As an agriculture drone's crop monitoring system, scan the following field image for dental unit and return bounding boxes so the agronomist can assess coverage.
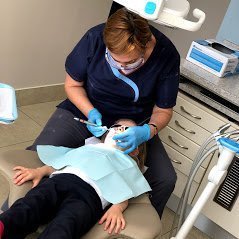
[169,124,239,238]
[7,1,239,238]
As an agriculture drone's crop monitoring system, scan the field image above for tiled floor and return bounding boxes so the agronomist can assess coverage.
[0,101,212,238]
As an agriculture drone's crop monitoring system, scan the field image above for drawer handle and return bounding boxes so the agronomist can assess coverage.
[168,136,189,150]
[171,158,182,164]
[175,120,196,134]
[180,106,202,120]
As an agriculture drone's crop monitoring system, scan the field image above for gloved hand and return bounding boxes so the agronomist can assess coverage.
[87,108,107,137]
[113,124,150,154]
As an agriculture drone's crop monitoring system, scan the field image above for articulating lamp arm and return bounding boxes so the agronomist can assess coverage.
[154,8,206,32]
[113,0,206,31]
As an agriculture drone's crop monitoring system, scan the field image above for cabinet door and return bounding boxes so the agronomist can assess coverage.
[160,126,200,160]
[175,95,231,132]
[163,143,205,183]
[173,169,199,204]
[169,111,211,146]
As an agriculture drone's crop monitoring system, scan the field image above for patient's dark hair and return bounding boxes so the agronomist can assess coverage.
[101,119,147,172]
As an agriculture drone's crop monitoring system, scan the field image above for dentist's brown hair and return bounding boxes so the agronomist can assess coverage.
[103,8,152,55]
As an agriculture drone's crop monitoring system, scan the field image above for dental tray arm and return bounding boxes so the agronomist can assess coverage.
[113,0,206,31]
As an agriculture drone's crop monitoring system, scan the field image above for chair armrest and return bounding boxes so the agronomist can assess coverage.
[0,150,162,239]
[82,194,162,239]
[0,150,43,206]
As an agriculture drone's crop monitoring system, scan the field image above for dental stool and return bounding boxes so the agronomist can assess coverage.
[0,150,162,239]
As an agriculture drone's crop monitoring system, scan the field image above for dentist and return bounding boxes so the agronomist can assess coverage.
[27,7,180,218]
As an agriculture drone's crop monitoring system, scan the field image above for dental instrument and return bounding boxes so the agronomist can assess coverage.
[74,117,109,133]
[113,0,206,31]
[74,117,151,130]
[74,118,99,127]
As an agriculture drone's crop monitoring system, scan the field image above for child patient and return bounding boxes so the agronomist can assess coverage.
[0,119,151,239]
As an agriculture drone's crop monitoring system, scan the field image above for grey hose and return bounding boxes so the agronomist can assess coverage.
[172,130,239,237]
[169,135,216,238]
[177,145,218,230]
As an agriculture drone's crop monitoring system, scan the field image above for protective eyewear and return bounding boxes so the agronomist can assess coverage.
[105,49,144,70]
[110,124,129,132]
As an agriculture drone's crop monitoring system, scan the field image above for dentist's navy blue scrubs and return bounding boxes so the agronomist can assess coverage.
[27,23,180,218]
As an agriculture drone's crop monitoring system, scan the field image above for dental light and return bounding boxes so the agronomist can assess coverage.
[113,0,206,31]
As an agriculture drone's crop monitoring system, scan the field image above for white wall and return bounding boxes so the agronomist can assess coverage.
[0,0,231,89]
[217,0,239,45]
[0,0,112,89]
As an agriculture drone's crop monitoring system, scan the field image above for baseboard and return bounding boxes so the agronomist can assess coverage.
[16,84,66,106]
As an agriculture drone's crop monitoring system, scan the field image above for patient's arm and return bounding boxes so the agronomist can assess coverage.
[98,200,129,234]
[13,165,55,188]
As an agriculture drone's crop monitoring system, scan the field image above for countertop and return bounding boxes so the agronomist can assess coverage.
[179,59,239,122]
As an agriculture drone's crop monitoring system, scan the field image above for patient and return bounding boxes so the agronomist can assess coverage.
[0,119,151,239]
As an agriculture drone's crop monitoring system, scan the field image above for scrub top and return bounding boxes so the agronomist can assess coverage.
[58,23,180,127]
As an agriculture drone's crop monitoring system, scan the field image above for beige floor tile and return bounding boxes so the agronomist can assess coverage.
[0,111,42,148]
[161,207,177,235]
[161,207,212,239]
[188,227,213,239]
[19,101,61,126]
[161,222,212,239]
[0,141,33,153]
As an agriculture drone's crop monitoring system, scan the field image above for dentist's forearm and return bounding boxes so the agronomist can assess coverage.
[65,74,94,117]
[149,105,173,138]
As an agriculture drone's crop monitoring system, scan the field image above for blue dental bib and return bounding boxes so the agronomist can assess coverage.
[37,144,151,204]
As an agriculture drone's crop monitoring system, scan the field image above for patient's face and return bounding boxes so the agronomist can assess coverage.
[104,120,135,150]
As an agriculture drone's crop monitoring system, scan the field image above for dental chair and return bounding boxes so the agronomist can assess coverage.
[0,149,162,239]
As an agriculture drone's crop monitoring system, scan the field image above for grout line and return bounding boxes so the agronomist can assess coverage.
[161,227,178,237]
[19,100,62,107]
[0,140,34,149]
[18,108,44,127]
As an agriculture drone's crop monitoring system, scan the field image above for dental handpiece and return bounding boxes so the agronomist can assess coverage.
[74,117,108,130]
[74,118,98,127]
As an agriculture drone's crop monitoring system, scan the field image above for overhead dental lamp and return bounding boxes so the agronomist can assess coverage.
[113,0,206,31]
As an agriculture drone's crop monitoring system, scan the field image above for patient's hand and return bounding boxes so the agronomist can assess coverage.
[99,201,128,234]
[13,166,48,188]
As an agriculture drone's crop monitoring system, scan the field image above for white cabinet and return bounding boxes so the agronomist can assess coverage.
[160,91,237,204]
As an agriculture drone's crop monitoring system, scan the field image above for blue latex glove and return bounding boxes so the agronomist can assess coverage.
[87,108,107,137]
[113,124,150,154]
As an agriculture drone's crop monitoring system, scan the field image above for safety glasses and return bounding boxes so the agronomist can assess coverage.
[110,124,129,132]
[105,49,144,70]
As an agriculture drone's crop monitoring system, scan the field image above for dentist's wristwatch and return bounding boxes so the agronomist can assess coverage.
[148,123,158,136]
